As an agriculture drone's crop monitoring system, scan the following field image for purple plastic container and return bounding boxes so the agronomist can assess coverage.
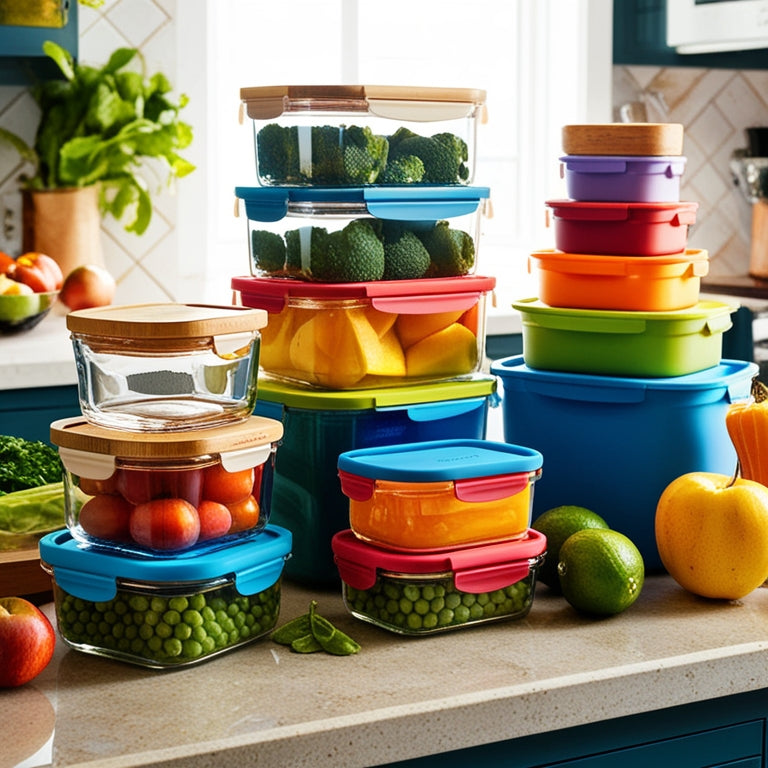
[560,155,687,202]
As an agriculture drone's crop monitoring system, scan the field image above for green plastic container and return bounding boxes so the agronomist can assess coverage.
[513,298,737,377]
[254,375,498,585]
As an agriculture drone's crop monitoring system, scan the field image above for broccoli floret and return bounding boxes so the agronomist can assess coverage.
[386,129,469,184]
[285,226,331,276]
[382,228,431,280]
[310,220,385,282]
[251,230,286,274]
[0,435,63,495]
[417,220,476,277]
[379,154,425,184]
[307,124,389,184]
[256,123,300,183]
[342,125,389,184]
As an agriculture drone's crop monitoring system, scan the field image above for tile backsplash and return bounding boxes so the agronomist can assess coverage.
[1,6,767,305]
[614,64,768,277]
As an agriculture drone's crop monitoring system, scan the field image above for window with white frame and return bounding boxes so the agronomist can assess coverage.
[176,0,612,313]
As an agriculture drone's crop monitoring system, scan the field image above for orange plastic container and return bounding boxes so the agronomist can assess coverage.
[529,248,709,311]
[338,439,543,551]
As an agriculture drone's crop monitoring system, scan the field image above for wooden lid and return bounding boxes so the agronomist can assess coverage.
[240,85,486,120]
[562,123,685,156]
[50,415,283,459]
[66,303,268,338]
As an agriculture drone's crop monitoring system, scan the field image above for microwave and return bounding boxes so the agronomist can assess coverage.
[667,0,768,54]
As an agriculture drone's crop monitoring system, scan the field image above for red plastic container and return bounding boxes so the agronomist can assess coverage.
[545,199,698,256]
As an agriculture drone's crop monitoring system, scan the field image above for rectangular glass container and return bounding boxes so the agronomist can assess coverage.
[236,185,489,282]
[51,415,283,556]
[240,84,486,186]
[332,528,546,635]
[232,274,495,390]
[39,525,292,668]
[67,303,267,432]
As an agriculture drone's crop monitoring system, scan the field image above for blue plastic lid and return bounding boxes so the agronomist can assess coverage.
[337,438,542,483]
[235,185,490,222]
[38,525,292,602]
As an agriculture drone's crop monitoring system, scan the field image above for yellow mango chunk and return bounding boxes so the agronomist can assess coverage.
[396,310,465,349]
[405,322,478,377]
[364,305,398,338]
[367,327,406,377]
[259,309,295,370]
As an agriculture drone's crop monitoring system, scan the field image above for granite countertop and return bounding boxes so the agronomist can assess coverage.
[4,576,768,768]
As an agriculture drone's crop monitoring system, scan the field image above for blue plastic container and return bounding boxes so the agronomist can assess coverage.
[489,356,758,571]
[254,375,498,584]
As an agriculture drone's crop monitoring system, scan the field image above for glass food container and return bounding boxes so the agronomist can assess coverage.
[39,525,291,669]
[338,439,542,551]
[51,415,283,555]
[67,303,267,432]
[232,274,495,390]
[332,528,546,635]
[240,84,487,187]
[235,185,489,282]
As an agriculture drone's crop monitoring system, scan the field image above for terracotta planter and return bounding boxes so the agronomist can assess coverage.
[22,186,105,278]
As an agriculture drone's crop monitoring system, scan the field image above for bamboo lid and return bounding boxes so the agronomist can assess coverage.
[50,415,284,459]
[562,123,685,156]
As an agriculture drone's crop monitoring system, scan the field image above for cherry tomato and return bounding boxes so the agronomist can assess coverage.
[116,467,204,507]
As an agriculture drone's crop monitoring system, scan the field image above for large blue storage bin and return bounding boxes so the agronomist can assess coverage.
[254,375,498,585]
[489,356,758,571]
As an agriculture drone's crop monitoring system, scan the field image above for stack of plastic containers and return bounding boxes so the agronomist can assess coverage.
[36,303,293,668]
[231,85,506,585]
[491,123,758,571]
[329,439,546,636]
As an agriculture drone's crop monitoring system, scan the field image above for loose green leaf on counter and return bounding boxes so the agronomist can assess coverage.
[271,600,361,656]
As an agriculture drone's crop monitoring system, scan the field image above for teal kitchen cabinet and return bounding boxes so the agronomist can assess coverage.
[0,384,79,443]
[614,0,768,69]
[0,0,78,84]
[382,688,767,767]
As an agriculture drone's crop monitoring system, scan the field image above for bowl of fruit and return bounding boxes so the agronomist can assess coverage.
[0,252,63,334]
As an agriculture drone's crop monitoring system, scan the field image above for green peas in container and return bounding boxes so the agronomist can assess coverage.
[39,525,291,668]
[331,528,546,636]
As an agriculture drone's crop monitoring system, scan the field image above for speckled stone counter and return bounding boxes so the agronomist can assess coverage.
[4,575,768,768]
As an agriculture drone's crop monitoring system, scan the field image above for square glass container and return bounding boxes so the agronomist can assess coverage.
[331,528,546,635]
[232,274,495,390]
[254,375,498,586]
[236,185,489,282]
[512,298,737,378]
[338,439,542,551]
[67,303,267,432]
[528,248,709,312]
[39,525,291,668]
[545,199,698,256]
[51,415,283,555]
[240,84,486,186]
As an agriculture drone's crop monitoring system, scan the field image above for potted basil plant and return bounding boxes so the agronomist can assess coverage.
[0,40,194,275]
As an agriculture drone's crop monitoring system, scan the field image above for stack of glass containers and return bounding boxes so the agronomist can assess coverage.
[38,303,293,668]
[230,84,534,586]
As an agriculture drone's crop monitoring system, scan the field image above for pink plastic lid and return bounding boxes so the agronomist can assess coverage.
[232,274,496,314]
[545,199,698,225]
[331,528,547,593]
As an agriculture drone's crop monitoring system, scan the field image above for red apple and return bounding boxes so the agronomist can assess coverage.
[60,264,116,311]
[0,597,56,688]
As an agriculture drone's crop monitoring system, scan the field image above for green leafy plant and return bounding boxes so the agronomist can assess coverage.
[0,40,194,235]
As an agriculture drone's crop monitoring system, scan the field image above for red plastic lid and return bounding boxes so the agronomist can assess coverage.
[331,528,547,593]
[545,199,698,225]
[232,275,496,314]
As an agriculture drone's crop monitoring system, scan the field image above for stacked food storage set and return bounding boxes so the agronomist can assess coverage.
[491,123,758,570]
[231,84,548,633]
[36,303,293,668]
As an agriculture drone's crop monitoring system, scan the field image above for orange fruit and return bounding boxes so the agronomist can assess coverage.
[78,493,133,542]
[227,495,261,534]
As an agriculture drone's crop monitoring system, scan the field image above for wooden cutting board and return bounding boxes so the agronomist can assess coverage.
[0,543,52,599]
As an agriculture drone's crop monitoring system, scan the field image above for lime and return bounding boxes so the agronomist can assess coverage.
[531,505,609,592]
[557,528,645,616]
